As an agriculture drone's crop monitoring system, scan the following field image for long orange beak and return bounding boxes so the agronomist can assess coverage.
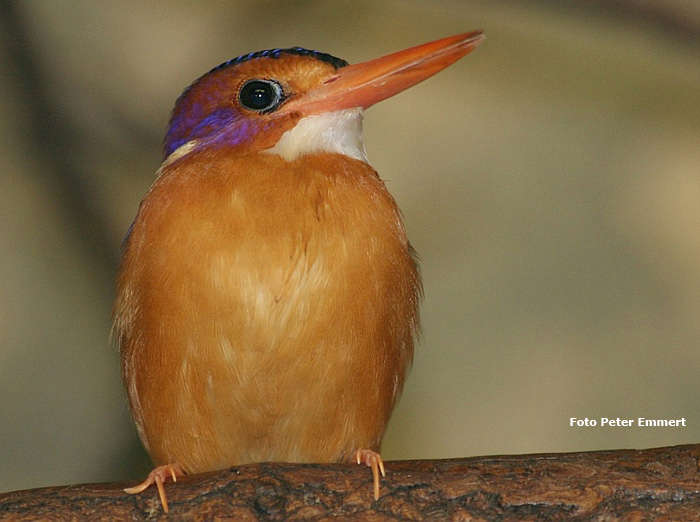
[282,31,484,116]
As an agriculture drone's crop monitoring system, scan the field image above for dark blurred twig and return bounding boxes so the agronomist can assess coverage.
[0,0,152,482]
[543,0,700,46]
[0,0,121,276]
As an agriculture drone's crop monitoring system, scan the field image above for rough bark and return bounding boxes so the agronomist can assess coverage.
[2,444,700,520]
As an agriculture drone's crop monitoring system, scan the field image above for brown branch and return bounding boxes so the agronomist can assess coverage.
[2,444,700,520]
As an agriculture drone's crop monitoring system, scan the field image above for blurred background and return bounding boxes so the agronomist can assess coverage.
[1,0,699,493]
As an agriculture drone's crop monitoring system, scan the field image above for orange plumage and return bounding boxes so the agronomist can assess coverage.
[114,32,483,512]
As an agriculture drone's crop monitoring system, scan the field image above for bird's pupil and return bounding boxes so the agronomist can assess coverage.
[251,88,266,102]
[239,80,282,112]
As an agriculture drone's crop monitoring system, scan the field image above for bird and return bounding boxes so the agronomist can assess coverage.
[114,31,484,512]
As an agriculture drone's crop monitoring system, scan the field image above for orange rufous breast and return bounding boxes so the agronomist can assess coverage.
[114,148,421,473]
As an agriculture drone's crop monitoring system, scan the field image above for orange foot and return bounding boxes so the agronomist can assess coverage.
[124,463,186,513]
[351,449,386,500]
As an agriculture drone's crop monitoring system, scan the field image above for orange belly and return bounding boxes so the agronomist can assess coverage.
[114,150,420,474]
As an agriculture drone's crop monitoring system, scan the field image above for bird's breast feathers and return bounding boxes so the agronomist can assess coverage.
[123,149,414,354]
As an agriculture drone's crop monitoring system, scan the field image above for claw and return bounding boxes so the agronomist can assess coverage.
[351,449,386,500]
[124,463,185,513]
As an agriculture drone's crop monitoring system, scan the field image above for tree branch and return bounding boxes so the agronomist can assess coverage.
[2,444,700,520]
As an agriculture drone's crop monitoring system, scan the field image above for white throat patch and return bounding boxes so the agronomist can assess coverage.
[264,108,368,163]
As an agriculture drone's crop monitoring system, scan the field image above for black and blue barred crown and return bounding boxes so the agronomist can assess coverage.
[208,47,349,75]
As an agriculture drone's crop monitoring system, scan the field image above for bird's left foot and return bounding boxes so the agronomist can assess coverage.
[124,463,185,513]
[351,449,386,500]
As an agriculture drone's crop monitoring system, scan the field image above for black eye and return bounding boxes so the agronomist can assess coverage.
[238,79,284,113]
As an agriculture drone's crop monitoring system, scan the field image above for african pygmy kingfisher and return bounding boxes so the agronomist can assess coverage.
[114,31,484,512]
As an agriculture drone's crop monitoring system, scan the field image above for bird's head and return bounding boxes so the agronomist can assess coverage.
[163,31,484,165]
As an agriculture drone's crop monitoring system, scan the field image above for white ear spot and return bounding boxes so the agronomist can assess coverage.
[157,139,199,176]
[264,108,369,163]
